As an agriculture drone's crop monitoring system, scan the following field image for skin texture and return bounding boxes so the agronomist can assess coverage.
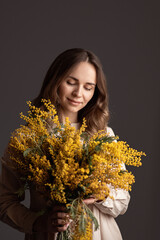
[34,62,97,233]
[33,206,70,233]
[58,61,97,123]
[33,200,97,233]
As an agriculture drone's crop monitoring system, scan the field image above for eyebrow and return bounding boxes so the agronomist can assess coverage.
[68,76,96,86]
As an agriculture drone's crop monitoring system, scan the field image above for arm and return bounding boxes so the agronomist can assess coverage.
[94,186,130,218]
[0,146,70,234]
[0,146,39,233]
[93,127,130,218]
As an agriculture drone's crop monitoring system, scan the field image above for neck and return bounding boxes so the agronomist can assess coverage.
[59,110,78,123]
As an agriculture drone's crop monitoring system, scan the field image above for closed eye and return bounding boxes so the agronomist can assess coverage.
[85,87,93,91]
[66,80,76,85]
[66,77,95,91]
[85,84,95,91]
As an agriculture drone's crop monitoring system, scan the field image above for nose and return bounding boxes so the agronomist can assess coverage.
[72,85,82,97]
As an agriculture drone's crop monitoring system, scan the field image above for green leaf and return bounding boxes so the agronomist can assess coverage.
[78,184,86,193]
[84,203,99,231]
[39,135,47,144]
[36,208,47,216]
[15,182,29,197]
[23,148,33,157]
[15,188,25,197]
[94,145,101,152]
[80,132,89,142]
[79,212,87,234]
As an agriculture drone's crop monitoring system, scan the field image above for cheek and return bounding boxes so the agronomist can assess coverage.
[58,84,68,98]
[59,84,72,95]
[85,92,94,103]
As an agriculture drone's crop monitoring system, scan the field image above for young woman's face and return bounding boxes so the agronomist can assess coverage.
[58,61,96,122]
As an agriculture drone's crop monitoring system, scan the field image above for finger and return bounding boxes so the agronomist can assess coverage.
[49,222,70,233]
[51,218,69,226]
[51,212,70,220]
[56,223,70,232]
[52,205,67,212]
[83,198,97,205]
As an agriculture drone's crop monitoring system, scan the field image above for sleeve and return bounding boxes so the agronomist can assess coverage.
[93,127,131,218]
[0,146,40,233]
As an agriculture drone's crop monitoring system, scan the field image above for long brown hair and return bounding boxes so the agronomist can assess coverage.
[32,48,109,135]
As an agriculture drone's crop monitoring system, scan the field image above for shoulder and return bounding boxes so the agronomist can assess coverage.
[106,126,115,137]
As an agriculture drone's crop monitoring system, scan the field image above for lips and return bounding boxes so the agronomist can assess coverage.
[67,98,82,105]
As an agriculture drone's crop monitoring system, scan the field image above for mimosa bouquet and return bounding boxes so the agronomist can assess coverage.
[8,99,145,240]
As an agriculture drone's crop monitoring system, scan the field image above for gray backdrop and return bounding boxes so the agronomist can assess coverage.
[0,1,160,239]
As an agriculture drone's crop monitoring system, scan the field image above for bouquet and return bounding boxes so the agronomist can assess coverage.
[8,99,145,240]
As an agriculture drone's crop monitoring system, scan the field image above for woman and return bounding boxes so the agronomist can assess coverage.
[0,48,130,240]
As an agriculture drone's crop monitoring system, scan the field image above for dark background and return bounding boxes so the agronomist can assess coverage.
[0,1,160,239]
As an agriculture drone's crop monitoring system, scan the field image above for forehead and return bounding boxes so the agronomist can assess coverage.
[67,62,97,84]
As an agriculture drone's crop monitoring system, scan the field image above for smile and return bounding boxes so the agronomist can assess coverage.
[67,98,82,105]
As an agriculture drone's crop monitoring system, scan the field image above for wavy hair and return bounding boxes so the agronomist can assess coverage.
[32,48,109,135]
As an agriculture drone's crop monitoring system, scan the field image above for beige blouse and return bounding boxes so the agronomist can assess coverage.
[0,126,130,240]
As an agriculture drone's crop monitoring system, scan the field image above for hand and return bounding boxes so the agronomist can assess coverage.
[83,197,97,205]
[33,205,70,233]
[48,205,70,232]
